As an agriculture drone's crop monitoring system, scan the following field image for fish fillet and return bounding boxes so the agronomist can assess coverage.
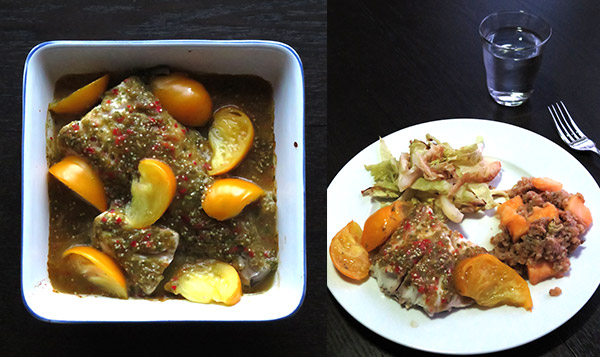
[370,203,486,316]
[56,75,277,292]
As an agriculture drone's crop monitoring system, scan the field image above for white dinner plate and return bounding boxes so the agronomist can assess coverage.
[327,119,600,354]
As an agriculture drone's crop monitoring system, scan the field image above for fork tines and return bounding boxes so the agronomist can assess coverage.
[548,101,585,143]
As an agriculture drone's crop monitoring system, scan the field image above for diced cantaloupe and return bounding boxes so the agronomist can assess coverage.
[497,196,523,217]
[527,203,559,223]
[497,197,529,242]
[566,194,593,228]
[531,177,563,192]
[527,260,561,285]
[507,214,529,242]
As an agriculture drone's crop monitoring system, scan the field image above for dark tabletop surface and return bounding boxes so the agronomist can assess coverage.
[0,1,325,356]
[328,1,600,356]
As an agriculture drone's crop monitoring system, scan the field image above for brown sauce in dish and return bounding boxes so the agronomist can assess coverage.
[47,70,278,298]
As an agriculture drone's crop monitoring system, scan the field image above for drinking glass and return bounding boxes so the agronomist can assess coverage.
[479,11,552,107]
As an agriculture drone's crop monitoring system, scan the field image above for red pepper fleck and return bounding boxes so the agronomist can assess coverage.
[126,129,134,135]
[174,123,178,128]
[418,285,426,293]
[171,285,177,291]
[130,240,138,248]
[101,217,107,223]
[179,187,187,195]
[115,216,122,224]
[193,161,197,166]
[85,147,95,154]
[106,99,111,104]
[181,175,188,181]
[154,101,162,112]
[203,162,211,171]
[112,88,119,95]
[263,252,270,258]
[72,123,80,131]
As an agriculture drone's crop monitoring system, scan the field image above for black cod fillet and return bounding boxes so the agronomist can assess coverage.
[370,203,486,316]
[93,208,179,296]
[56,75,278,292]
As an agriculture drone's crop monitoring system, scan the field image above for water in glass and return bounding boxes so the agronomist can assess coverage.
[483,27,543,106]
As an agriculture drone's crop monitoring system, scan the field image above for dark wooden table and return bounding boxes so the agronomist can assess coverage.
[0,1,325,356]
[328,1,600,356]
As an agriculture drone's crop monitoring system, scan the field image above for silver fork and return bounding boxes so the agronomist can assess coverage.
[548,101,600,156]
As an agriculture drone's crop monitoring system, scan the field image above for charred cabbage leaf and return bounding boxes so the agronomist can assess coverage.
[363,134,503,222]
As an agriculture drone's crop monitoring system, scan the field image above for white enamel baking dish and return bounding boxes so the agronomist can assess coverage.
[21,40,305,322]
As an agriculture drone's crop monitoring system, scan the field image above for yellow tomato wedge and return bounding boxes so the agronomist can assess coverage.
[361,200,408,251]
[63,246,128,299]
[329,221,370,280]
[165,260,242,306]
[208,106,255,176]
[202,178,264,221]
[150,73,213,127]
[49,74,109,114]
[454,254,533,311]
[48,155,107,211]
[125,158,176,228]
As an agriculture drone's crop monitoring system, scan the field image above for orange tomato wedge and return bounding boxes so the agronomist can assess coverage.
[49,74,109,114]
[165,260,242,306]
[454,254,533,311]
[125,158,176,228]
[329,221,370,280]
[202,178,264,221]
[208,106,255,176]
[361,200,408,251]
[48,155,107,211]
[150,73,213,127]
[63,246,128,299]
